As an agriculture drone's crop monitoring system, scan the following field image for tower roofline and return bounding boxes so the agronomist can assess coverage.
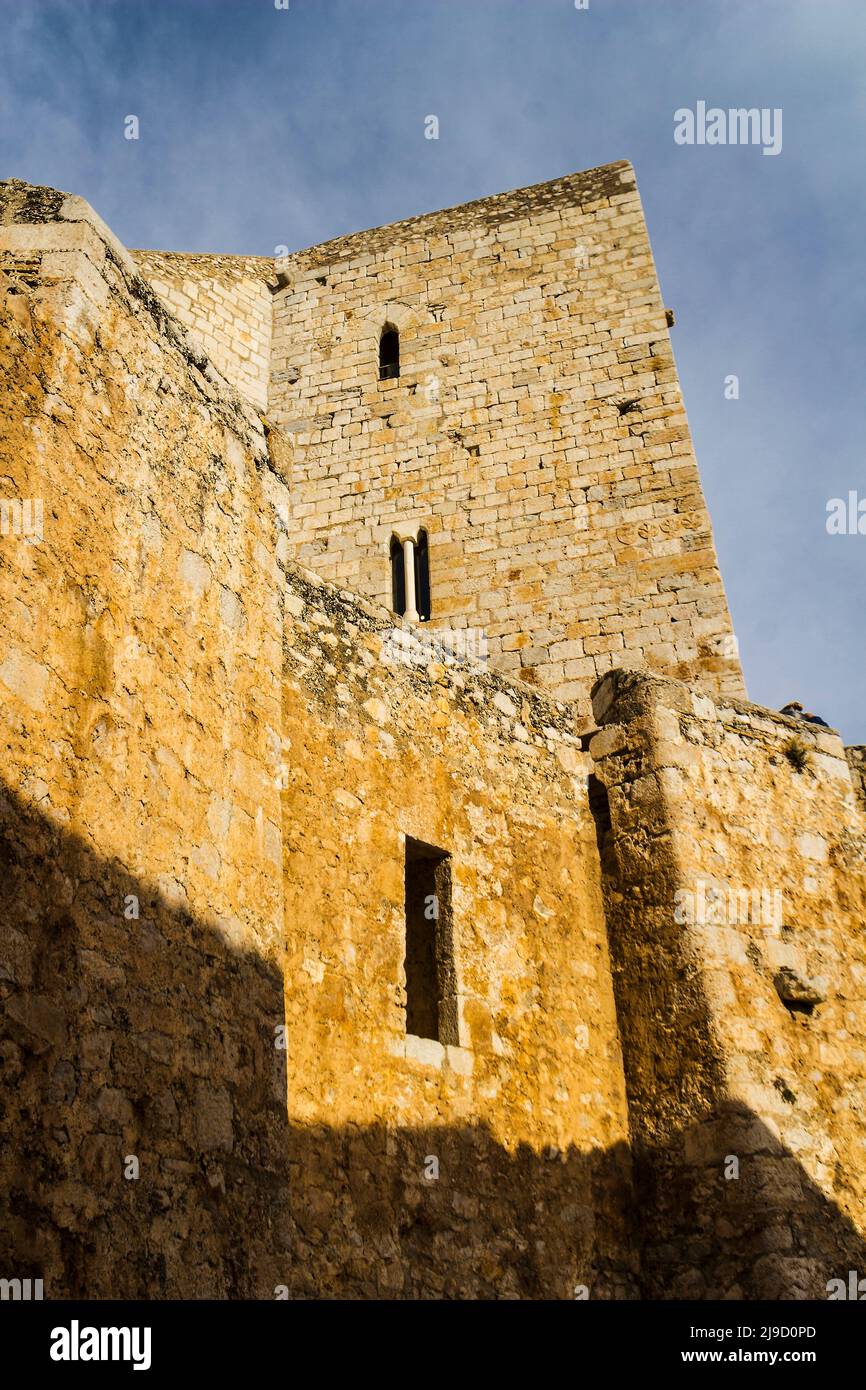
[278,158,636,270]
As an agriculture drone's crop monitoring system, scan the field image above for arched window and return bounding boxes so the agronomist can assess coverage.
[415,529,431,621]
[391,535,406,615]
[391,530,431,621]
[379,324,400,380]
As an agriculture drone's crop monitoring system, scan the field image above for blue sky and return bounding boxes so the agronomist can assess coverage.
[2,0,863,739]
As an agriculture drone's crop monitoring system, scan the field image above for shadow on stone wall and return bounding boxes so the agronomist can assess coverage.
[587,773,866,1300]
[1,782,864,1300]
[0,780,291,1299]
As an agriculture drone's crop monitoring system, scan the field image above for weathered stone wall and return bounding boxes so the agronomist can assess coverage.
[269,162,743,717]
[279,570,635,1297]
[846,746,866,812]
[0,179,636,1298]
[0,180,290,1296]
[134,249,274,410]
[2,175,863,1303]
[589,670,866,1298]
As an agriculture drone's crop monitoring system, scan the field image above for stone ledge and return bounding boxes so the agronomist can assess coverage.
[391,1034,475,1074]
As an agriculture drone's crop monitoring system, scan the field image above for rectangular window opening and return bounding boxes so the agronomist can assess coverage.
[403,836,458,1046]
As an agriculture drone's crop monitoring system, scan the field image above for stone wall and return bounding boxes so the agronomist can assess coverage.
[0,179,636,1298]
[589,670,866,1298]
[278,568,635,1297]
[2,174,863,1303]
[846,746,866,812]
[134,249,274,411]
[0,180,290,1296]
[269,161,744,718]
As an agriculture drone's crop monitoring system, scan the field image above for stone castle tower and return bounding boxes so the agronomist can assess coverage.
[136,162,743,709]
[1,163,864,1301]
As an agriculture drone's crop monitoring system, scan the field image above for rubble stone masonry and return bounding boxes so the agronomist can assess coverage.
[0,173,863,1300]
[590,670,866,1298]
[0,178,633,1297]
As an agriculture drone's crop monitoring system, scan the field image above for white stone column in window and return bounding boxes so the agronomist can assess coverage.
[402,537,419,623]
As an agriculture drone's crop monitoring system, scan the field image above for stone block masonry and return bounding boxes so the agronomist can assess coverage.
[0,176,636,1297]
[269,161,745,718]
[134,249,274,411]
[0,173,863,1302]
